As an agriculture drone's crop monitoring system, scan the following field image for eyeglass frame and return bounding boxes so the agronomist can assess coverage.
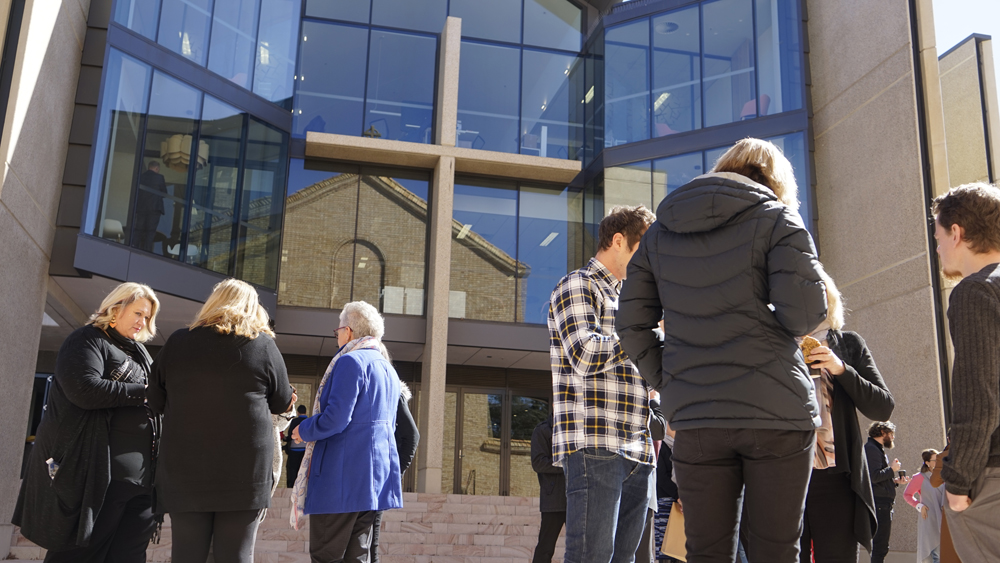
[333,325,352,337]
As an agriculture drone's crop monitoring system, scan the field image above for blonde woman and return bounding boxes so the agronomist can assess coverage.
[14,282,161,562]
[147,279,294,563]
[617,138,828,563]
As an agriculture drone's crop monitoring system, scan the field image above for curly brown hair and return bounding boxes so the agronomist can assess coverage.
[598,205,656,251]
[931,183,1000,254]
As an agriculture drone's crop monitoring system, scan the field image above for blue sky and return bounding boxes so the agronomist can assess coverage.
[933,0,1000,98]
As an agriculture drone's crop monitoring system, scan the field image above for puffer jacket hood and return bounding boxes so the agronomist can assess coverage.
[617,172,826,432]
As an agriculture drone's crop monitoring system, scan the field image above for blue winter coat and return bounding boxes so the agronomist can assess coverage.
[298,348,403,514]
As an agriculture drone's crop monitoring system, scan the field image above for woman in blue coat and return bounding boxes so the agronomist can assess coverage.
[290,300,403,562]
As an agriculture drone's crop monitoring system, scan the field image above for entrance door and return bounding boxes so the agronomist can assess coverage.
[457,391,504,495]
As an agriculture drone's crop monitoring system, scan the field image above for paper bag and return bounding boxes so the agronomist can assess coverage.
[660,502,687,561]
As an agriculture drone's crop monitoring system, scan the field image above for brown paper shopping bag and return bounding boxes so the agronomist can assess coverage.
[660,502,687,562]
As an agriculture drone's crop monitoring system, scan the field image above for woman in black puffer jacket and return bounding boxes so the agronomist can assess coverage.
[617,138,827,563]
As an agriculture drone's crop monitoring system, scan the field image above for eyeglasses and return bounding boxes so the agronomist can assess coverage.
[333,326,352,337]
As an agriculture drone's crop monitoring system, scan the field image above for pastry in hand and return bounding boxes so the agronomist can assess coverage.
[800,336,822,377]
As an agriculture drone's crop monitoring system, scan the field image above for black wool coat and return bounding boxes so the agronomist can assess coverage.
[531,420,566,513]
[12,326,150,550]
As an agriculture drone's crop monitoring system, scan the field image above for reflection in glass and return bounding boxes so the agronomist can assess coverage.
[254,0,302,109]
[365,30,437,143]
[509,396,549,498]
[652,6,701,136]
[157,0,214,65]
[371,0,446,34]
[521,49,583,160]
[584,28,604,165]
[86,51,151,245]
[524,0,582,52]
[604,162,653,213]
[450,0,520,43]
[442,391,457,494]
[114,0,162,39]
[305,0,370,23]
[134,71,202,260]
[208,0,261,89]
[460,393,503,495]
[450,180,519,322]
[294,22,368,138]
[756,0,802,115]
[605,20,650,146]
[458,42,519,154]
[235,118,286,289]
[186,96,244,276]
[703,0,756,127]
[517,186,583,324]
[653,152,703,203]
[705,145,728,171]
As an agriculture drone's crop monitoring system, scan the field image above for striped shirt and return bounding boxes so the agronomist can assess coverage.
[548,257,654,467]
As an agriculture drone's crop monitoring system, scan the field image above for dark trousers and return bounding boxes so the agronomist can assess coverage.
[871,501,894,563]
[532,511,566,563]
[800,468,860,563]
[370,511,383,563]
[287,449,306,487]
[170,509,262,563]
[672,428,815,563]
[44,480,155,563]
[132,213,160,252]
[309,510,376,563]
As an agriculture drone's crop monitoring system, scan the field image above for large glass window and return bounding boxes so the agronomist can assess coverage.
[756,0,802,115]
[254,0,302,109]
[294,22,369,138]
[521,49,583,160]
[517,185,583,324]
[305,0,370,23]
[371,0,447,34]
[208,0,260,89]
[652,6,700,136]
[653,151,704,199]
[702,0,756,127]
[604,162,654,211]
[114,0,161,39]
[605,20,650,146]
[157,0,214,66]
[364,30,437,143]
[523,0,582,52]
[450,0,520,43]
[458,42,520,154]
[235,118,286,288]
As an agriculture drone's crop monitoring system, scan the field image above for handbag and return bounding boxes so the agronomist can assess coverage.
[660,502,687,562]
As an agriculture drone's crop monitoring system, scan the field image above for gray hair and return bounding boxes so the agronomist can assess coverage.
[340,301,385,340]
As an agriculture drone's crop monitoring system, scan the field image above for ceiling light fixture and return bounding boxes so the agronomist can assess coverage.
[584,86,594,104]
[540,232,559,247]
[655,21,680,35]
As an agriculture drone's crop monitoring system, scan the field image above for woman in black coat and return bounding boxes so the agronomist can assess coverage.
[13,282,162,562]
[147,279,295,563]
[799,270,895,562]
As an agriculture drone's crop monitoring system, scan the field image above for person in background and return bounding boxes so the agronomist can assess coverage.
[617,138,828,563]
[530,417,566,563]
[147,278,295,563]
[290,301,403,563]
[284,405,308,487]
[798,269,895,563]
[636,390,666,563]
[865,421,910,563]
[133,160,167,252]
[370,379,419,563]
[904,449,945,563]
[13,283,161,562]
[932,183,1000,563]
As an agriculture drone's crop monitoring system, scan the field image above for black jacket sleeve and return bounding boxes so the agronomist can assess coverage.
[531,422,562,475]
[865,441,895,485]
[395,397,420,474]
[57,331,145,410]
[648,397,666,441]
[617,231,666,390]
[146,340,168,415]
[834,332,894,421]
[766,207,827,336]
[264,337,294,415]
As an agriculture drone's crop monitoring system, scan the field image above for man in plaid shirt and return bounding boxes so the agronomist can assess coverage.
[548,205,657,563]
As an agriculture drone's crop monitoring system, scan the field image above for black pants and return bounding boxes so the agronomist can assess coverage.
[871,501,894,563]
[370,511,384,563]
[532,511,566,563]
[310,510,376,563]
[44,480,155,563]
[170,509,262,563]
[287,449,306,487]
[672,428,815,563]
[800,468,859,563]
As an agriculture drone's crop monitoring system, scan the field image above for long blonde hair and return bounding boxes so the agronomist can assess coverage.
[190,278,274,339]
[817,266,845,331]
[88,282,160,342]
[712,138,799,210]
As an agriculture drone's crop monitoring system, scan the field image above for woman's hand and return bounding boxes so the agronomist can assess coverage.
[808,346,846,376]
[921,505,929,519]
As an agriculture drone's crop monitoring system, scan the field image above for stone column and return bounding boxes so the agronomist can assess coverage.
[979,38,1000,181]
[434,17,461,147]
[417,155,455,493]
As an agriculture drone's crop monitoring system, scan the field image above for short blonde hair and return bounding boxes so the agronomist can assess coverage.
[817,266,845,331]
[190,278,274,339]
[88,282,160,342]
[712,138,799,210]
[340,301,384,340]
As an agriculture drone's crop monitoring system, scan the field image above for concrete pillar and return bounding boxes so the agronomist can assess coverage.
[416,155,455,493]
[434,17,460,147]
[978,38,1000,182]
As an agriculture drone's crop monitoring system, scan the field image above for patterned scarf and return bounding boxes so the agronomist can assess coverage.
[289,335,382,529]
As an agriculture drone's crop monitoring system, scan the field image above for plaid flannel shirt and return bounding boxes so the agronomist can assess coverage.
[548,257,653,467]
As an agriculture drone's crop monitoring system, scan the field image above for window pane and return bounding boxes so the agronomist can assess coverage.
[521,49,584,160]
[186,96,244,276]
[208,0,260,89]
[652,6,700,136]
[450,0,520,43]
[459,393,503,495]
[705,145,727,170]
[157,0,214,66]
[86,50,151,245]
[134,71,202,259]
[114,0,161,39]
[756,0,802,114]
[371,0,446,33]
[517,185,583,324]
[458,41,519,154]
[584,29,604,164]
[305,0,370,23]
[652,151,703,205]
[604,161,653,213]
[235,118,287,289]
[605,20,650,146]
[451,179,519,322]
[703,0,756,127]
[509,396,549,497]
[765,132,810,233]
[365,30,436,144]
[279,160,360,307]
[523,0,581,52]
[254,0,302,109]
[354,169,429,315]
[294,22,368,138]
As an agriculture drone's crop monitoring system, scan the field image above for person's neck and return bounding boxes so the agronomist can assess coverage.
[592,250,622,281]
[959,251,1000,278]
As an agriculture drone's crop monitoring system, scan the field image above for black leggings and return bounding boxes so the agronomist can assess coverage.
[44,480,155,563]
[800,468,860,563]
[170,509,263,563]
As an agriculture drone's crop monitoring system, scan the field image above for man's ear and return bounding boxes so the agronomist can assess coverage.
[951,223,966,244]
[612,232,626,249]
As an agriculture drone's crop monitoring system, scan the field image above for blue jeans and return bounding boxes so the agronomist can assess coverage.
[922,546,940,563]
[563,448,654,563]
